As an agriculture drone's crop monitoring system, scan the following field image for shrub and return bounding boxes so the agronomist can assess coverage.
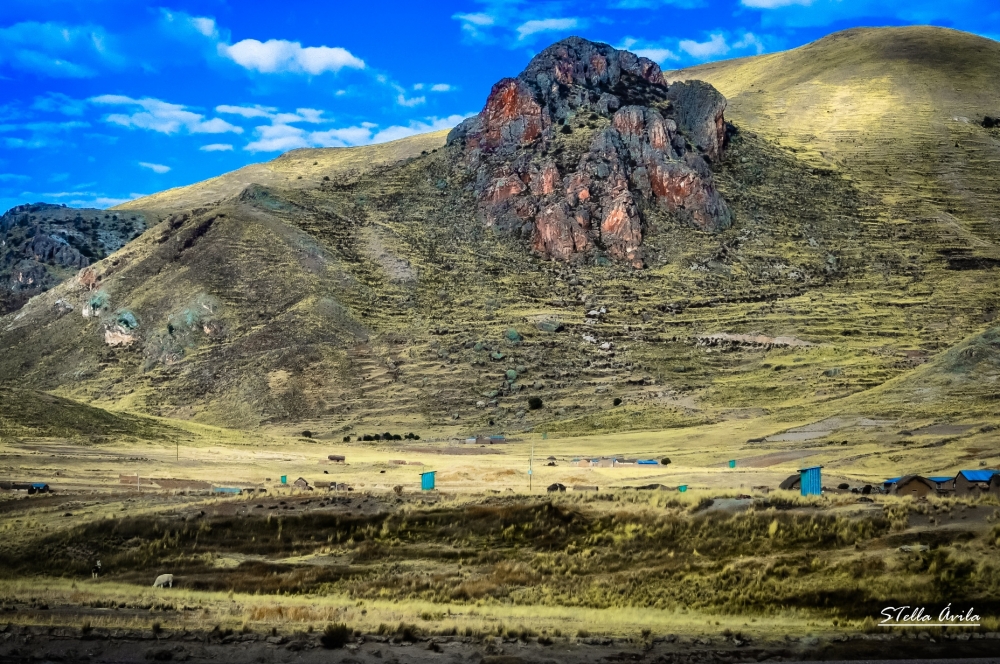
[343,436,351,442]
[320,623,351,649]
[528,397,543,410]
[660,458,671,466]
[302,431,312,438]
[613,397,622,406]
[838,483,850,490]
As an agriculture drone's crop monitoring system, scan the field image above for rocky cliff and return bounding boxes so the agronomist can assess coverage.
[448,37,731,268]
[0,203,149,314]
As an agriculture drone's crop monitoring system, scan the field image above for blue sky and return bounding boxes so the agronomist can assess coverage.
[1,0,998,213]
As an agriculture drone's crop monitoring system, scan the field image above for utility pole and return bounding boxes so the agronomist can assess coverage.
[529,442,534,492]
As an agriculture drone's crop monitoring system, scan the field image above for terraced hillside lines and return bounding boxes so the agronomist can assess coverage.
[114,130,450,213]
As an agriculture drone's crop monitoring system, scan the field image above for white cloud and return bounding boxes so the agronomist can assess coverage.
[244,114,472,153]
[516,18,580,41]
[742,0,812,7]
[218,39,364,75]
[633,47,680,63]
[92,95,243,135]
[679,34,730,59]
[430,83,453,92]
[369,115,469,144]
[294,108,326,123]
[413,83,425,90]
[396,94,426,108]
[215,104,277,118]
[190,17,218,37]
[453,13,495,26]
[733,32,766,54]
[618,37,679,64]
[200,143,233,151]
[139,162,170,174]
[244,123,310,152]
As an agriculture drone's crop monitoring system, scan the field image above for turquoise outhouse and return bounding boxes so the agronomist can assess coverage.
[728,459,736,469]
[420,471,436,491]
[798,466,823,496]
[678,484,688,493]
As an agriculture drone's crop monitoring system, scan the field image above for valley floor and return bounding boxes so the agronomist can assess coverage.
[2,431,999,662]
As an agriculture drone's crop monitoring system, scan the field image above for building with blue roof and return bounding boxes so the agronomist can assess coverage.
[956,469,998,497]
[927,476,956,492]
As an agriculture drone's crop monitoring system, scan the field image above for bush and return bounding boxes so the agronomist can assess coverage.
[660,458,671,466]
[528,396,543,410]
[302,431,312,438]
[838,483,850,490]
[343,436,351,442]
[613,397,622,406]
[320,623,351,649]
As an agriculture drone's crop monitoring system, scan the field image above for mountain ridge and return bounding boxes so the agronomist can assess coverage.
[1,28,999,465]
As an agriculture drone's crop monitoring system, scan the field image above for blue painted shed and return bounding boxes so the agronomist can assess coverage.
[420,471,436,491]
[798,466,823,496]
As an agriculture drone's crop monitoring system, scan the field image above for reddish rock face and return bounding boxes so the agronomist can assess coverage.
[449,36,731,268]
[477,78,546,151]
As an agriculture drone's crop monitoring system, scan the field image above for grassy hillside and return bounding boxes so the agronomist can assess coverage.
[0,387,179,441]
[1,28,999,474]
[115,130,449,213]
[669,26,1000,255]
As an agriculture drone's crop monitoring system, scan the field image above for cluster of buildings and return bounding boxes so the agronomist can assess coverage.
[570,457,660,468]
[777,466,1000,498]
[883,470,1000,498]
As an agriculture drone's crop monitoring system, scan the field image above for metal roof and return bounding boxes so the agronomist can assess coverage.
[883,477,901,484]
[928,476,954,482]
[958,470,998,482]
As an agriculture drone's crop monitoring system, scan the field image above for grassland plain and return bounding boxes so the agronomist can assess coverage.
[3,26,1000,659]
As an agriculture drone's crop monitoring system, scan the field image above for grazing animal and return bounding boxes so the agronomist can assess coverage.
[91,560,102,579]
[152,573,174,588]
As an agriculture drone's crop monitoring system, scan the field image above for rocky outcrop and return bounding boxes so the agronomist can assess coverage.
[448,37,731,268]
[0,203,148,314]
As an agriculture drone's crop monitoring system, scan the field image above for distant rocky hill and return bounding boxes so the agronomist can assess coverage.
[1,29,999,447]
[450,37,730,268]
[0,204,149,314]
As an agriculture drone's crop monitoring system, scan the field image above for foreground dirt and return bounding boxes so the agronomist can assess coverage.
[2,625,1000,664]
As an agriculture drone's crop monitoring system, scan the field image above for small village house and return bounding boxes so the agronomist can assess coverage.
[955,470,998,497]
[890,475,936,498]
